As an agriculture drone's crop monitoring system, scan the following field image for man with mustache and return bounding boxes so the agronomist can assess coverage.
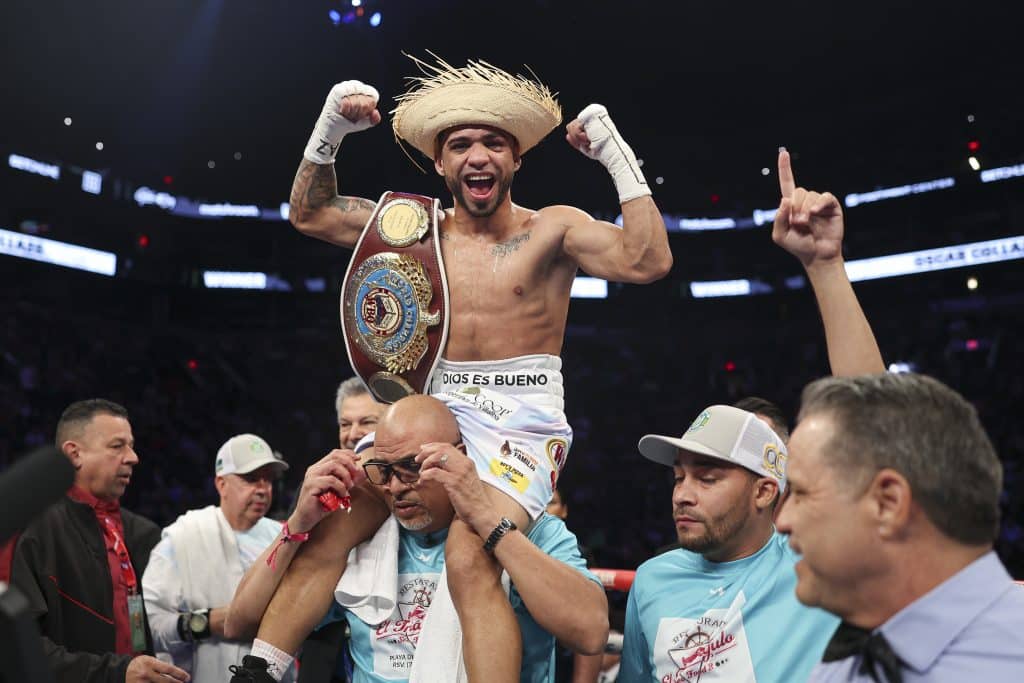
[250,56,672,682]
[618,150,889,682]
[142,434,293,682]
[11,399,191,682]
[225,395,608,683]
[621,404,838,683]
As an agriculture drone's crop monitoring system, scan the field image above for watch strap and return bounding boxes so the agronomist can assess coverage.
[482,517,517,553]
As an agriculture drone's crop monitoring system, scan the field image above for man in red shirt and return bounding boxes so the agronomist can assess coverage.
[11,399,191,682]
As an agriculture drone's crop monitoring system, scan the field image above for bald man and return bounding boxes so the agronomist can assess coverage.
[227,396,607,682]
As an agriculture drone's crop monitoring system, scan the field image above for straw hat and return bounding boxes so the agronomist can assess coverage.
[392,54,562,161]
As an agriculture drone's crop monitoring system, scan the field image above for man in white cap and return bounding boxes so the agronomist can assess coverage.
[257,55,672,682]
[142,434,294,682]
[618,405,839,682]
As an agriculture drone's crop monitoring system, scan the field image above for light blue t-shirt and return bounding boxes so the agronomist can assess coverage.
[322,513,600,683]
[619,531,838,683]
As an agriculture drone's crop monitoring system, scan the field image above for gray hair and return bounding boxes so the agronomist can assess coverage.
[798,373,1002,546]
[335,377,370,423]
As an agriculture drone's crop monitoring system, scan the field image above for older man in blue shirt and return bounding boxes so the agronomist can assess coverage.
[777,373,1024,682]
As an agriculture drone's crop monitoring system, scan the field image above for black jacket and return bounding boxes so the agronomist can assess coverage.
[11,495,161,683]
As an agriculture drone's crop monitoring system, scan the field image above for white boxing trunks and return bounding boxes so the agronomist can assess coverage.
[429,355,571,520]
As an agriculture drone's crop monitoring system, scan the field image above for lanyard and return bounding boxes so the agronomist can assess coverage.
[100,516,138,593]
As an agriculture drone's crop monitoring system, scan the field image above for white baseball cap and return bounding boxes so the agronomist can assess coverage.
[638,405,788,490]
[215,434,289,477]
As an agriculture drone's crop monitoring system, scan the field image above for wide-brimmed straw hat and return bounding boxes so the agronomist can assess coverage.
[392,53,561,161]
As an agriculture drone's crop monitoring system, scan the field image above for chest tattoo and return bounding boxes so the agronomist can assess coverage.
[491,231,532,257]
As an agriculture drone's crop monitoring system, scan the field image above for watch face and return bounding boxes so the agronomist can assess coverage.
[189,612,208,632]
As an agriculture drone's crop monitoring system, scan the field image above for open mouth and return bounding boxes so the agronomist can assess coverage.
[464,173,496,200]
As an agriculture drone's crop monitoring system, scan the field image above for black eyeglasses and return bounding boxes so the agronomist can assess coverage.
[363,456,422,486]
[362,442,463,486]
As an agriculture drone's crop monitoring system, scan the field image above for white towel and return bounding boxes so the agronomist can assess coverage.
[169,506,241,613]
[409,564,510,683]
[166,506,292,681]
[336,518,512,682]
[334,516,400,624]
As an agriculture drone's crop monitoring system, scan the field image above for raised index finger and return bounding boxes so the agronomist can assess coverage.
[778,148,796,198]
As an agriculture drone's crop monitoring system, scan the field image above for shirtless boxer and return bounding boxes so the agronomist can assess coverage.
[247,57,672,682]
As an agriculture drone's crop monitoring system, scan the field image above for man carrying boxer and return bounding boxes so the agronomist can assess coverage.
[245,56,672,682]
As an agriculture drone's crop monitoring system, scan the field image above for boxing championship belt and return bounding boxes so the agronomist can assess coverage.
[341,191,450,403]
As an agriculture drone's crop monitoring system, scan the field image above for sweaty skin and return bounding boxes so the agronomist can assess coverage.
[266,94,671,683]
[289,121,672,362]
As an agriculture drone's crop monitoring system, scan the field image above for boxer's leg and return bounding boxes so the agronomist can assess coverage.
[445,487,531,683]
[257,484,389,654]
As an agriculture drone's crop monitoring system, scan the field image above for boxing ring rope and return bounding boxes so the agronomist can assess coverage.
[591,568,636,592]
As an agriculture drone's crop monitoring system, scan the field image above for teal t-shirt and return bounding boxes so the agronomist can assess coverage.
[619,531,838,682]
[324,513,600,682]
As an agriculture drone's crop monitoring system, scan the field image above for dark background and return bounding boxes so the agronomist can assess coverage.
[2,0,1023,581]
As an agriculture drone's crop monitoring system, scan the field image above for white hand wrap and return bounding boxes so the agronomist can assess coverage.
[576,104,651,203]
[302,80,380,165]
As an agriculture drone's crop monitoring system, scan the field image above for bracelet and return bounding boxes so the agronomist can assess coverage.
[482,517,517,553]
[266,520,310,569]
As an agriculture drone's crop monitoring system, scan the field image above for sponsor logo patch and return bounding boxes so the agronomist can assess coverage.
[489,458,531,493]
[447,386,516,422]
[501,440,539,472]
[545,437,569,472]
[687,410,711,433]
[762,442,786,480]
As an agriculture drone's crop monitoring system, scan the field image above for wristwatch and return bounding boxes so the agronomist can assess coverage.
[483,517,518,553]
[178,608,211,642]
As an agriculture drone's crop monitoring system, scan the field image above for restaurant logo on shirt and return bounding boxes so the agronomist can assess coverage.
[375,577,435,647]
[653,593,755,682]
[372,573,440,678]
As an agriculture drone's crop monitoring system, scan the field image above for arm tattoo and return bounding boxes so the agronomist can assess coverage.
[289,159,374,218]
[491,231,531,257]
[335,196,377,212]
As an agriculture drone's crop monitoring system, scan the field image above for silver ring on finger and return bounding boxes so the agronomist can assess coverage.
[439,453,449,466]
